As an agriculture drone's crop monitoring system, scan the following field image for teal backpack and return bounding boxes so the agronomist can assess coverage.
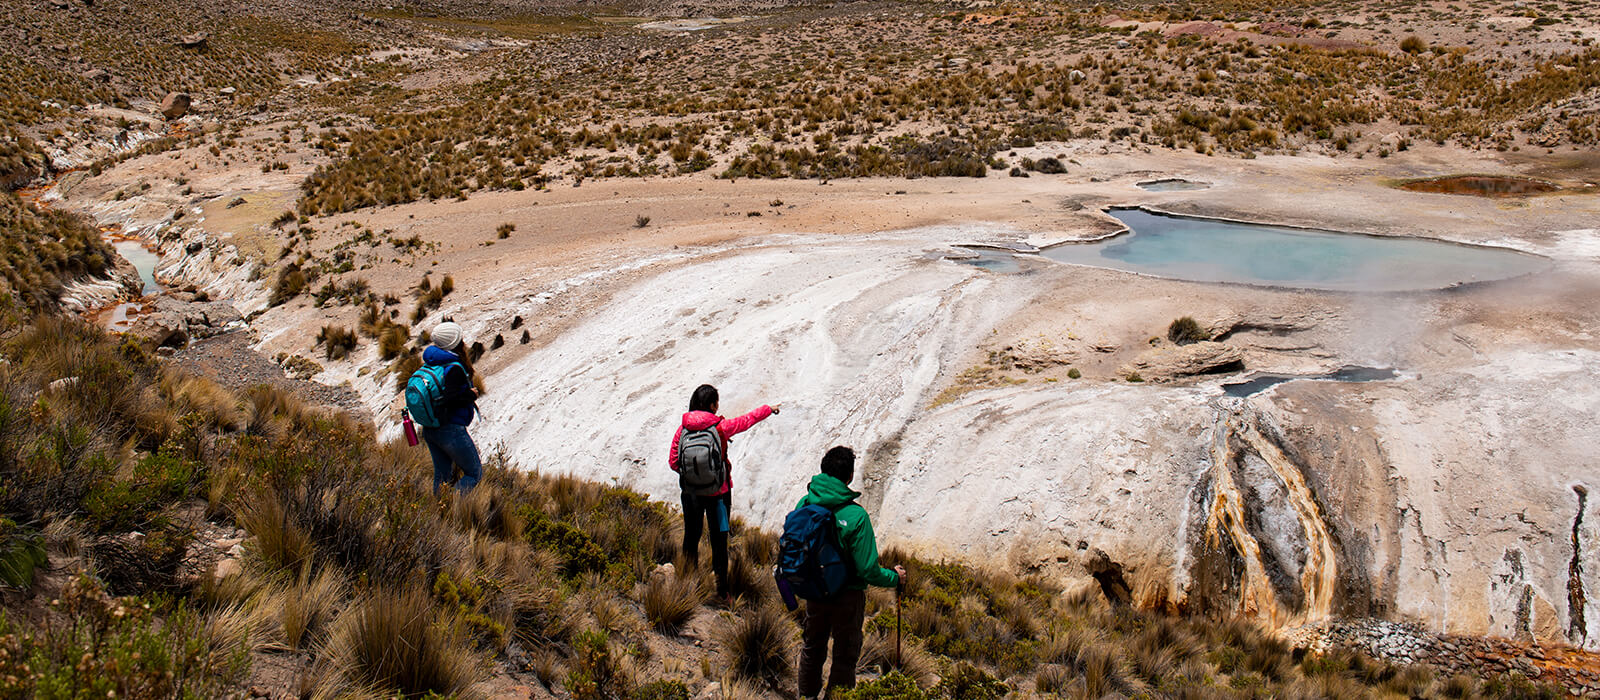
[404,363,459,428]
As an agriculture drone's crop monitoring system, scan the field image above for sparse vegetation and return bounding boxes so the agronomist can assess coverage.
[1167,316,1211,345]
[0,192,113,309]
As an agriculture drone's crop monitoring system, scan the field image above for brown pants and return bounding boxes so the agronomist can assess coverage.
[798,588,866,697]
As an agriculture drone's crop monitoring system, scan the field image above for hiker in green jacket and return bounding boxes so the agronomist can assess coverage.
[795,446,905,700]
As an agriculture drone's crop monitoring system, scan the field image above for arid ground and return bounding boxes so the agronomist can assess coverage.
[6,0,1600,695]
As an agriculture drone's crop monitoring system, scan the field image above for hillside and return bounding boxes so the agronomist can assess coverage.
[0,309,1575,699]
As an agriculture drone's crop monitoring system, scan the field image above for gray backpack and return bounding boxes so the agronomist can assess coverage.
[677,423,726,496]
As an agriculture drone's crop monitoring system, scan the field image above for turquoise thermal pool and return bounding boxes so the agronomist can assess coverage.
[1041,208,1548,292]
[113,240,161,295]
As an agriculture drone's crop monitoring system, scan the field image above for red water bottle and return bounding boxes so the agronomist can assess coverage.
[402,409,419,446]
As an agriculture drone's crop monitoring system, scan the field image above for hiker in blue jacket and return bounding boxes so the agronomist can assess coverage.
[795,446,904,699]
[421,321,482,495]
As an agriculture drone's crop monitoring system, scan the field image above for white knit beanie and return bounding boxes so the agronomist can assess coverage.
[431,321,464,352]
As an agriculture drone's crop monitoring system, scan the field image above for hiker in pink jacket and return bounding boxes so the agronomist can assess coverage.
[669,383,779,601]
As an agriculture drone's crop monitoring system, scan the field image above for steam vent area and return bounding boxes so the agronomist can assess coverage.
[5,0,1600,696]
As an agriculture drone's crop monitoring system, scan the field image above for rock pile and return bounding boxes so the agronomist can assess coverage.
[129,293,243,348]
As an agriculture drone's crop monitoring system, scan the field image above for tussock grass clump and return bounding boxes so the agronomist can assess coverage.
[268,263,308,306]
[322,586,481,696]
[640,571,704,634]
[278,567,346,650]
[236,490,314,576]
[1167,315,1211,344]
[315,324,358,360]
[719,601,798,682]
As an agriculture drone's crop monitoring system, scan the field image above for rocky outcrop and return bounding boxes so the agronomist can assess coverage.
[1124,341,1243,380]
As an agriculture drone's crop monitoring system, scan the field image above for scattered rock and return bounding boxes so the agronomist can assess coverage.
[158,92,191,120]
[213,558,241,580]
[82,68,110,82]
[226,196,247,208]
[1069,69,1086,83]
[693,682,721,700]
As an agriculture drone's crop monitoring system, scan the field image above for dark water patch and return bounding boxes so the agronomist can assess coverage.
[1223,366,1397,397]
[1399,175,1559,197]
[1137,178,1210,192]
[1041,208,1547,292]
[943,246,1021,274]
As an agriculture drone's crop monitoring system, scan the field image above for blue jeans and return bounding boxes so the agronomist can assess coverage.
[421,424,482,495]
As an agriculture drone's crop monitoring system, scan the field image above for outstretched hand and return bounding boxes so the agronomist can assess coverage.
[770,403,782,415]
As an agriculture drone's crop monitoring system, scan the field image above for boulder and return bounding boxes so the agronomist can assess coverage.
[159,92,191,120]
[129,297,242,347]
[82,68,110,82]
[1125,341,1244,380]
[1068,69,1086,83]
[177,33,208,49]
[130,311,188,348]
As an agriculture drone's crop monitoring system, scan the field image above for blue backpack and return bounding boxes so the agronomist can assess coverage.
[404,362,459,428]
[777,503,853,601]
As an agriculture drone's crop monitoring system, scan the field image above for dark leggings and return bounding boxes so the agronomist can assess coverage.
[681,491,733,597]
[798,588,867,697]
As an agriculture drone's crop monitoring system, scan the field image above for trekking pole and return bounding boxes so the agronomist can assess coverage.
[895,581,902,669]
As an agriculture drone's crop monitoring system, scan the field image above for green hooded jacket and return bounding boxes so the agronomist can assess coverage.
[795,473,900,590]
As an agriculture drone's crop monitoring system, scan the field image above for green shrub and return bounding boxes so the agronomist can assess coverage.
[525,508,608,577]
[839,672,931,700]
[630,679,689,700]
[0,575,249,697]
[935,661,1009,700]
[81,450,201,533]
[566,628,617,700]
